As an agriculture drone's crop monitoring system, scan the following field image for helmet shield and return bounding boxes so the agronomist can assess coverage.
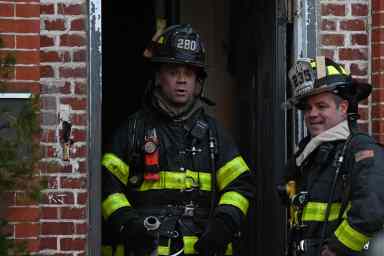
[286,56,371,109]
[151,24,206,69]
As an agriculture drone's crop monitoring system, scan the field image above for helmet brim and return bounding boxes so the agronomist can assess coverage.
[352,80,372,102]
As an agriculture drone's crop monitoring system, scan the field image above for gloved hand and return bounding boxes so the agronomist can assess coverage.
[194,216,233,255]
[119,215,158,252]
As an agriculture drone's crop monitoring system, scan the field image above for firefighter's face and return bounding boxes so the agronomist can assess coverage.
[158,64,199,107]
[303,92,348,137]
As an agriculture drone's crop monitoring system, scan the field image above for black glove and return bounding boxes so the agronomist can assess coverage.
[194,216,233,255]
[109,208,157,252]
[120,215,158,251]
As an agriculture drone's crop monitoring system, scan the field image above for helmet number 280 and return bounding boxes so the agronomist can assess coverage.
[176,39,197,51]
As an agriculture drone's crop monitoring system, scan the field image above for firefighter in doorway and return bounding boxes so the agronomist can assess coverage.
[101,24,255,256]
[277,56,384,256]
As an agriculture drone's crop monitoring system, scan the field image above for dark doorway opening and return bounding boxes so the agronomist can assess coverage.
[102,2,155,149]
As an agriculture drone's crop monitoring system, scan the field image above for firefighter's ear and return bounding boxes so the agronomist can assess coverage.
[339,99,349,114]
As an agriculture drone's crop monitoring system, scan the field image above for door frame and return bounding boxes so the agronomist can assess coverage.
[88,0,102,254]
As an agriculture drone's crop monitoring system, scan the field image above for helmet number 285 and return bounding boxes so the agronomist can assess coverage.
[176,38,197,51]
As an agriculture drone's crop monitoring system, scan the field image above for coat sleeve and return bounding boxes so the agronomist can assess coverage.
[101,117,141,234]
[212,120,256,232]
[329,134,384,253]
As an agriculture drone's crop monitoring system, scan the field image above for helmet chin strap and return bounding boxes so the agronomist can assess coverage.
[347,96,359,134]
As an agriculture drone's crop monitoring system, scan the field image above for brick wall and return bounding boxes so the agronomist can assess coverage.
[372,0,384,143]
[0,0,88,254]
[319,0,370,133]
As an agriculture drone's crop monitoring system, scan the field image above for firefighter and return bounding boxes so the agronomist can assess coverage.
[277,56,384,256]
[101,24,255,256]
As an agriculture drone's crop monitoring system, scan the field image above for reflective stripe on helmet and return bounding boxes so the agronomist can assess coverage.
[157,239,171,255]
[219,191,250,215]
[102,153,130,186]
[301,201,351,222]
[217,156,249,191]
[138,170,212,191]
[335,219,371,252]
[102,193,131,220]
[183,236,233,255]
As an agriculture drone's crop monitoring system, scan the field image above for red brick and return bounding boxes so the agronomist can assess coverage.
[48,176,58,189]
[41,4,55,15]
[16,35,39,49]
[352,4,368,16]
[372,88,384,102]
[1,81,38,93]
[71,114,87,126]
[373,134,384,144]
[77,192,87,205]
[321,4,345,16]
[339,48,367,61]
[15,192,38,206]
[372,58,384,72]
[58,4,85,15]
[60,206,86,219]
[340,19,365,31]
[2,192,16,206]
[372,0,384,12]
[71,18,85,31]
[75,81,87,94]
[321,34,344,46]
[358,123,369,133]
[372,104,384,118]
[60,34,86,47]
[77,160,87,174]
[40,51,70,63]
[372,74,384,88]
[41,207,58,219]
[373,12,384,27]
[72,145,87,158]
[45,19,66,31]
[39,161,63,174]
[15,223,39,238]
[16,66,39,80]
[71,129,86,141]
[61,177,86,189]
[6,207,39,222]
[40,237,57,250]
[321,19,336,31]
[351,34,368,46]
[59,67,86,78]
[74,49,86,62]
[18,238,40,252]
[60,97,86,110]
[373,44,384,57]
[0,35,15,48]
[15,0,39,2]
[61,238,86,251]
[372,120,384,134]
[350,63,367,76]
[358,107,368,120]
[0,19,39,33]
[40,35,55,47]
[1,223,13,236]
[76,223,87,234]
[0,3,14,17]
[60,81,71,94]
[16,3,39,17]
[14,51,39,65]
[372,28,384,43]
[40,65,55,78]
[41,222,74,235]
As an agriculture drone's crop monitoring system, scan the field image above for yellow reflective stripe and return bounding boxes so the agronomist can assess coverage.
[101,245,124,256]
[225,243,233,255]
[219,191,249,215]
[183,236,232,255]
[115,245,124,256]
[335,219,371,251]
[102,153,130,185]
[217,156,249,191]
[102,193,131,220]
[302,202,351,222]
[101,246,112,256]
[157,239,171,255]
[139,170,211,191]
[183,236,199,254]
[310,61,347,75]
